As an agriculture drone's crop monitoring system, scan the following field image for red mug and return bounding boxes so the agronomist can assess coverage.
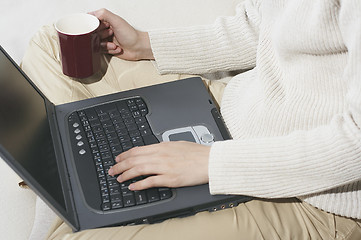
[55,13,101,78]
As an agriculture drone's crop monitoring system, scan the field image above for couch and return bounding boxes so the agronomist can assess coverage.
[0,0,242,239]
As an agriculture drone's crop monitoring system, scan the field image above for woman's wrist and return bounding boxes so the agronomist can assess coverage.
[136,31,154,60]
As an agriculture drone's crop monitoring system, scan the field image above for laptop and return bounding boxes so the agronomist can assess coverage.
[0,45,251,231]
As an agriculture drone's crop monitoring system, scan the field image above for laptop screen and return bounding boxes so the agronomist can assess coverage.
[0,48,66,210]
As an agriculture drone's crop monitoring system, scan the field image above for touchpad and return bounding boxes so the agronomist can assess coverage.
[162,126,214,145]
[168,131,196,143]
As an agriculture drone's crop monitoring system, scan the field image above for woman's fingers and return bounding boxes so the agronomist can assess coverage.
[100,41,122,54]
[108,142,210,190]
[128,175,171,191]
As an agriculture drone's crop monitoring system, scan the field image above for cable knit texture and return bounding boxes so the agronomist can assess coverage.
[149,0,361,219]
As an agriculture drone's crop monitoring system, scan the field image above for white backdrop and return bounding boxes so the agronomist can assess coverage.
[0,0,241,64]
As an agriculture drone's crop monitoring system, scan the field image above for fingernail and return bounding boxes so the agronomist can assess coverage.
[108,168,114,176]
[128,184,134,191]
[117,175,122,182]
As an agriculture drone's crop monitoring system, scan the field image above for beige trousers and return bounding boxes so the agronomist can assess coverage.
[21,25,361,240]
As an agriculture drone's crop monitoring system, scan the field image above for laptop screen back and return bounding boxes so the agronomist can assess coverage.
[0,48,66,210]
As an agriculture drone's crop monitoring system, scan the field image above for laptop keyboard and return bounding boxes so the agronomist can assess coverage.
[69,97,173,211]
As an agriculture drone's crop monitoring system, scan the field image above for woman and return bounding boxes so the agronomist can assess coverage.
[22,0,361,239]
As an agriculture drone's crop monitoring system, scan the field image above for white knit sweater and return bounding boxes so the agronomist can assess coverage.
[149,0,361,219]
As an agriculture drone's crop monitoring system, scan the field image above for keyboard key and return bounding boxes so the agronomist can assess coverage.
[117,128,128,136]
[102,194,110,203]
[111,145,122,154]
[96,103,117,115]
[84,108,98,120]
[96,138,106,145]
[159,188,173,200]
[106,132,117,140]
[103,158,114,166]
[129,130,140,137]
[101,151,112,159]
[134,191,147,205]
[146,188,160,203]
[96,164,104,172]
[102,202,111,211]
[119,135,131,143]
[127,99,136,106]
[140,129,152,136]
[132,110,141,118]
[120,180,131,188]
[121,111,132,119]
[140,108,148,116]
[109,110,120,118]
[112,116,123,124]
[110,193,122,203]
[131,136,143,143]
[86,131,94,138]
[138,122,149,131]
[129,105,138,111]
[104,126,115,134]
[94,132,105,139]
[116,101,129,112]
[99,176,107,185]
[109,186,120,195]
[99,114,110,122]
[100,182,108,190]
[108,179,119,188]
[108,138,120,146]
[99,144,110,152]
[102,120,113,128]
[77,110,86,117]
[122,141,133,151]
[133,141,144,147]
[101,188,109,196]
[111,201,123,209]
[89,119,101,127]
[123,117,135,125]
[143,135,159,145]
[137,103,146,109]
[123,195,136,207]
[134,117,146,124]
[121,187,133,196]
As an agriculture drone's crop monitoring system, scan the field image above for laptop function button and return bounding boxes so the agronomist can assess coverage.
[74,128,81,134]
[79,149,86,155]
[77,141,84,147]
[76,134,82,140]
[72,122,79,128]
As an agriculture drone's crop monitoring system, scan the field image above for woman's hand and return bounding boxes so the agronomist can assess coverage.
[90,8,154,60]
[108,141,210,191]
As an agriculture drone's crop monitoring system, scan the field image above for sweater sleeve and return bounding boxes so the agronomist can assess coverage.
[208,1,361,199]
[148,1,260,75]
